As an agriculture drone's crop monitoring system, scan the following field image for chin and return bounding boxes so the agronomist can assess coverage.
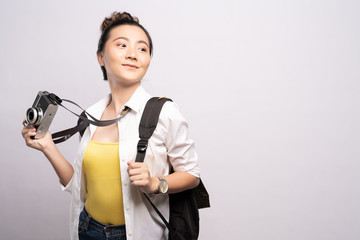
[110,77,142,87]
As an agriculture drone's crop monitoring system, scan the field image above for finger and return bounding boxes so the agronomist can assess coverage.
[127,161,145,169]
[24,133,36,147]
[21,126,35,135]
[130,178,149,187]
[22,127,36,138]
[129,174,144,182]
[24,131,36,142]
[21,126,36,138]
[128,167,145,176]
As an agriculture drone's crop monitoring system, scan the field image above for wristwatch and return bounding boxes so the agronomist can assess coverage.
[158,177,168,194]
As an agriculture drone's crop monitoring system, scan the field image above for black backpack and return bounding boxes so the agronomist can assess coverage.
[135,97,210,240]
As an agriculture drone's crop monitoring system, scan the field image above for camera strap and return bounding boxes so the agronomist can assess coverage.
[51,99,129,144]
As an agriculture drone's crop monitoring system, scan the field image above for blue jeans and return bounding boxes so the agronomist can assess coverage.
[78,207,127,240]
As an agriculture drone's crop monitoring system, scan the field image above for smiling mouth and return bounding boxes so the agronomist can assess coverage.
[122,64,138,69]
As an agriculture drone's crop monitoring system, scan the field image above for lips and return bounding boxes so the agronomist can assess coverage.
[122,64,138,69]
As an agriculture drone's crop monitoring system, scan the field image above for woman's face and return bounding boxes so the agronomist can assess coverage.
[97,24,151,86]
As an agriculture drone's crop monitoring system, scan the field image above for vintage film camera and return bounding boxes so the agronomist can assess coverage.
[25,91,61,139]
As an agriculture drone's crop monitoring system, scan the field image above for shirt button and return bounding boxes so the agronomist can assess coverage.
[123,181,128,186]
[126,206,130,211]
[128,232,133,236]
[121,158,126,162]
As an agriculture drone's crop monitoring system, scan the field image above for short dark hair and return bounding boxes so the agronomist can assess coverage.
[97,11,153,80]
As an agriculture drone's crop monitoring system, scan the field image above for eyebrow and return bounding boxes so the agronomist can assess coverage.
[113,37,149,47]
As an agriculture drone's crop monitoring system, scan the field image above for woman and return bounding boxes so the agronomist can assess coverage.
[21,12,200,240]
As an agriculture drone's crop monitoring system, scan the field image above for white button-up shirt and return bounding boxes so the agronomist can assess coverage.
[61,86,200,240]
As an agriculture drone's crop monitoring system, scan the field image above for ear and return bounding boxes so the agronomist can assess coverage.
[97,52,105,66]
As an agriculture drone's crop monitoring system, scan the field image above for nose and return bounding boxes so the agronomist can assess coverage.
[126,47,137,60]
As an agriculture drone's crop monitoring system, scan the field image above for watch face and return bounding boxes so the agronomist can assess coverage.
[159,179,168,194]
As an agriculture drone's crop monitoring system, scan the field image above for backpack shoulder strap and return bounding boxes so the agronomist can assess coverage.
[135,97,172,162]
[134,96,174,236]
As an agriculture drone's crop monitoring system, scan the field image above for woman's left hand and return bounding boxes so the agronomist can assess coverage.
[127,161,158,193]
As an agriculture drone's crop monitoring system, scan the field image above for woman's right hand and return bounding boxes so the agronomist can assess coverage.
[21,120,55,152]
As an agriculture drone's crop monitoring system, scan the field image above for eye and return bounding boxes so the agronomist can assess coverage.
[117,43,126,48]
[138,47,148,53]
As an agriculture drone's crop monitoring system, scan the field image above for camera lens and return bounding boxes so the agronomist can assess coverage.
[26,107,43,125]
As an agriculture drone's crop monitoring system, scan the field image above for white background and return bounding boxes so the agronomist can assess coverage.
[0,0,359,239]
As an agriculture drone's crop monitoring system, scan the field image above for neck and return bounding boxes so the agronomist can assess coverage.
[107,81,140,114]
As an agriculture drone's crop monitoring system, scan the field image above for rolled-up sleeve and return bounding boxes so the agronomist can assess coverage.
[159,102,200,178]
[60,171,74,193]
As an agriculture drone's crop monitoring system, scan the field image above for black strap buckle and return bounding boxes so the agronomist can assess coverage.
[137,139,148,152]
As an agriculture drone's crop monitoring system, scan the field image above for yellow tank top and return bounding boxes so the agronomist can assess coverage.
[82,140,125,225]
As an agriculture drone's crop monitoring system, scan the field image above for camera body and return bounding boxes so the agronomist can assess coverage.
[26,91,61,139]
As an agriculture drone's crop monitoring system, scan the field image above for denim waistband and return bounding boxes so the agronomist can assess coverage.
[81,207,126,234]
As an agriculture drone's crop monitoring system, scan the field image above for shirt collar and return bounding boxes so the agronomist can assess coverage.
[123,85,150,113]
[87,85,150,118]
